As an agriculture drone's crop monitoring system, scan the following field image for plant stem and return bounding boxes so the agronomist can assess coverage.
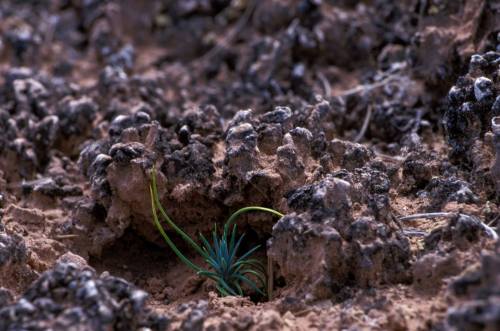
[224,206,284,233]
[150,186,202,272]
[151,169,208,258]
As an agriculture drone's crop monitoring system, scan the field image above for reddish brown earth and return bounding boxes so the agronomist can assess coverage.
[0,1,499,330]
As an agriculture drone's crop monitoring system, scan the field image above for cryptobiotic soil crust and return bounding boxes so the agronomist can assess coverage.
[0,0,499,330]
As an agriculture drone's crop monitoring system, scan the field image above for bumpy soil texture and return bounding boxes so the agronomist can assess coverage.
[0,0,499,330]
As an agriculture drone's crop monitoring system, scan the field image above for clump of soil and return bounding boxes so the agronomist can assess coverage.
[0,0,498,330]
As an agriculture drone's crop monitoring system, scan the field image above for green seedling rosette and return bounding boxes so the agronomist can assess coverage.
[149,168,283,297]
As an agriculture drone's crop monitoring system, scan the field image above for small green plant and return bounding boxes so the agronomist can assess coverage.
[149,169,283,297]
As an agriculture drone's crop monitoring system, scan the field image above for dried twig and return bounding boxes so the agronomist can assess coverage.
[54,234,79,240]
[399,212,453,221]
[354,105,372,143]
[333,75,400,98]
[267,257,273,300]
[411,108,424,133]
[398,212,498,241]
[374,152,404,162]
[317,71,331,97]
[486,213,499,226]
[333,61,408,99]
[201,0,256,62]
[402,229,428,237]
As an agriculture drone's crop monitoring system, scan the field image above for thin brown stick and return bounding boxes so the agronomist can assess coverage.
[267,256,273,300]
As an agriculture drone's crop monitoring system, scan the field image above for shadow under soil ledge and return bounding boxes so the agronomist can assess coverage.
[88,227,274,305]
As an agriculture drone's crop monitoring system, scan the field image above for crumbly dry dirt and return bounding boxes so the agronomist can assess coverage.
[0,1,499,330]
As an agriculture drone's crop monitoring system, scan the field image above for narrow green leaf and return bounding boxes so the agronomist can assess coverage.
[235,244,261,263]
[229,224,237,252]
[232,259,266,275]
[234,282,243,296]
[150,186,201,272]
[197,270,221,282]
[216,284,230,296]
[217,278,238,296]
[241,269,267,289]
[151,169,206,256]
[235,275,265,296]
[198,232,215,260]
[225,206,284,234]
[228,233,246,264]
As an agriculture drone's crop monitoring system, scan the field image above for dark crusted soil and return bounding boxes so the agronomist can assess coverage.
[0,0,499,330]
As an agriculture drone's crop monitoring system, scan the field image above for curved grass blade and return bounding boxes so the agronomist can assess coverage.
[199,232,216,260]
[150,186,201,272]
[235,274,265,296]
[228,233,246,264]
[216,284,230,296]
[234,282,243,296]
[228,224,237,252]
[151,169,207,258]
[216,278,238,296]
[225,207,284,233]
[241,269,267,289]
[197,270,222,282]
[232,259,266,275]
[234,244,261,264]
